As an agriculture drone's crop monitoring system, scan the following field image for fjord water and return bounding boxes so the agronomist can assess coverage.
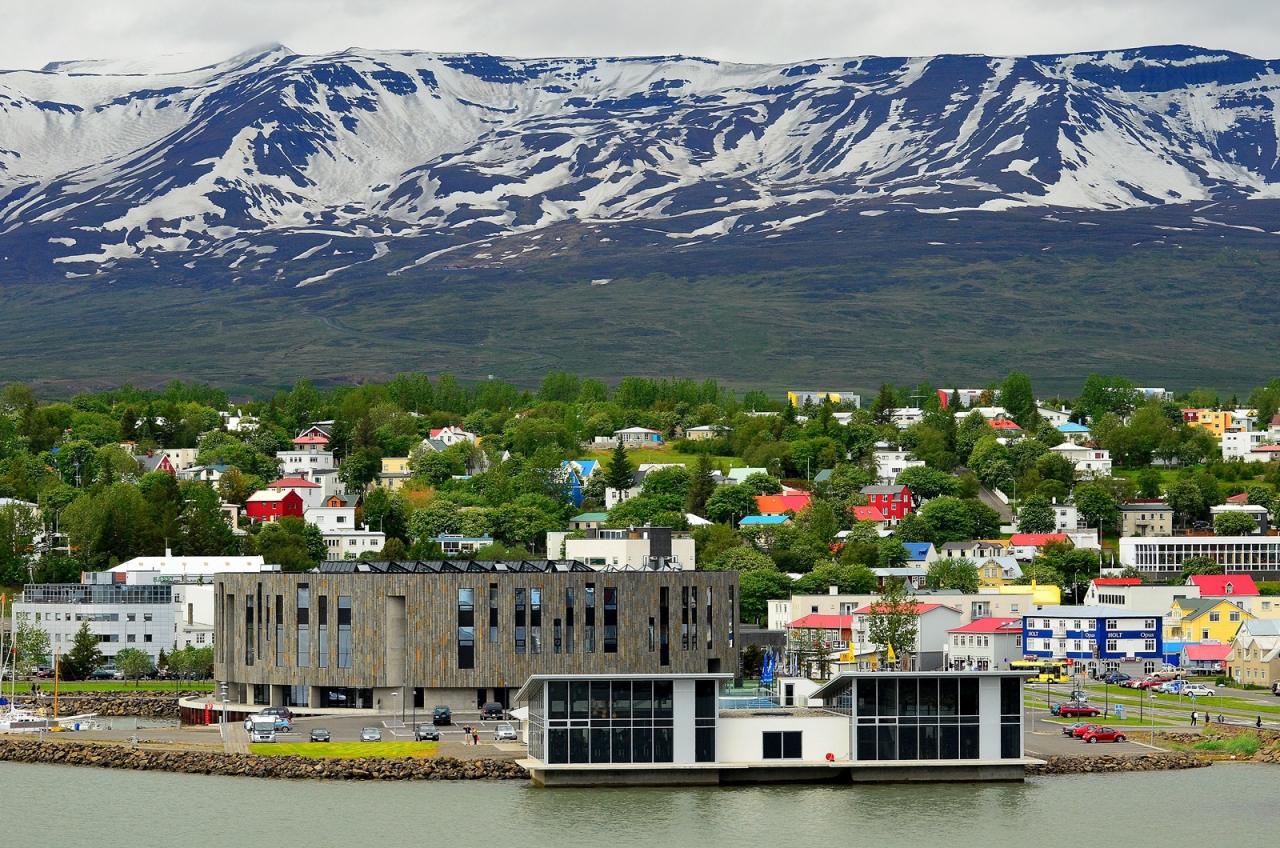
[0,761,1269,845]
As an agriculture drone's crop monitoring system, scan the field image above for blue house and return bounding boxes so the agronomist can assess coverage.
[738,515,791,528]
[902,542,937,564]
[558,459,599,507]
[1022,605,1163,676]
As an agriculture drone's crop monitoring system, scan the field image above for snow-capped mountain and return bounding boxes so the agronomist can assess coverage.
[4,43,1280,275]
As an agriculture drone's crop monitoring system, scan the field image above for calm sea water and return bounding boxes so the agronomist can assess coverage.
[0,761,1270,846]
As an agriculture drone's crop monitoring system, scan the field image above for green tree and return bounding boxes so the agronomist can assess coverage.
[877,538,909,568]
[866,579,919,668]
[685,453,717,517]
[739,472,782,496]
[895,466,959,501]
[793,561,878,594]
[603,442,636,494]
[60,622,104,680]
[705,484,758,525]
[871,383,897,426]
[113,647,155,685]
[1073,482,1121,535]
[252,517,327,571]
[11,613,51,677]
[641,466,691,498]
[1017,495,1057,534]
[361,488,409,542]
[1214,510,1259,537]
[0,502,40,585]
[1134,467,1164,499]
[738,569,795,624]
[1000,372,1036,428]
[692,522,741,566]
[708,546,777,572]
[1179,555,1223,582]
[926,558,979,593]
[1015,560,1065,589]
[1165,478,1205,527]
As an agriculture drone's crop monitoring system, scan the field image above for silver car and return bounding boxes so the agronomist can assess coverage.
[493,722,517,742]
[360,726,382,742]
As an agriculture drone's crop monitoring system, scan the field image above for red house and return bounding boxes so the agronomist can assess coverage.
[756,492,812,515]
[245,489,304,523]
[859,485,914,522]
[1186,574,1259,597]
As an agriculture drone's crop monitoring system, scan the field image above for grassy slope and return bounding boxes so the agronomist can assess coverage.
[5,204,1280,396]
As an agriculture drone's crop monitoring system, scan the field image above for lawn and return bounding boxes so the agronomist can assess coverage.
[579,448,747,470]
[252,741,438,759]
[28,681,215,693]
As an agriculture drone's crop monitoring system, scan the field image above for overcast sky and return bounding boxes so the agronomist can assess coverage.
[7,0,1280,71]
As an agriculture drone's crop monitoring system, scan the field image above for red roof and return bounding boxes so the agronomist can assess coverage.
[1188,574,1259,596]
[267,477,321,489]
[1183,643,1232,661]
[948,617,1021,634]
[1226,492,1250,503]
[852,602,947,615]
[292,434,329,446]
[1010,533,1068,546]
[787,614,853,630]
[756,493,812,514]
[1092,578,1141,586]
[990,419,1022,430]
[851,505,887,522]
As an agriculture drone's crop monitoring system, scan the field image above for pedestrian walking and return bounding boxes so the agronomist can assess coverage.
[1257,715,1263,729]
[472,729,479,745]
[1190,711,1197,727]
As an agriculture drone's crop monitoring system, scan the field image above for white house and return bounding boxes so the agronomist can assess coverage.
[614,426,663,447]
[546,526,695,570]
[1050,443,1112,477]
[429,426,478,446]
[1223,428,1272,462]
[875,450,924,485]
[889,408,924,429]
[1037,407,1072,427]
[946,618,1024,671]
[277,429,335,482]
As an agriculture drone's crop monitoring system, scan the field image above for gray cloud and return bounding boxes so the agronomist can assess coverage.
[7,0,1280,71]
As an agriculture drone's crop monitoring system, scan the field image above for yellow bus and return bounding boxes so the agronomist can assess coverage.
[1009,660,1070,684]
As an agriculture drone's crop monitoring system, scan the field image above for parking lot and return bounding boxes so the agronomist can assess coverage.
[272,710,522,753]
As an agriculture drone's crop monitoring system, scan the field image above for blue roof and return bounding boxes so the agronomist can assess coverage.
[902,542,933,561]
[1058,423,1090,432]
[739,515,790,526]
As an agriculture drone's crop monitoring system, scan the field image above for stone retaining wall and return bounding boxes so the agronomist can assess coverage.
[13,692,198,719]
[1026,752,1209,776]
[0,738,528,780]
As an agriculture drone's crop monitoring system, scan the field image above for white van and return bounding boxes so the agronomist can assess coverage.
[248,715,277,743]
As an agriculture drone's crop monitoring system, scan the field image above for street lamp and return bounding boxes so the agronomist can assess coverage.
[391,691,400,729]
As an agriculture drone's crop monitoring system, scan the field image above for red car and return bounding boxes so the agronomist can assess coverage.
[1072,723,1101,738]
[1058,703,1101,718]
[1083,726,1127,743]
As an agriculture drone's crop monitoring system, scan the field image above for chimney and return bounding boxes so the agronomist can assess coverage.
[165,547,172,557]
[829,585,839,595]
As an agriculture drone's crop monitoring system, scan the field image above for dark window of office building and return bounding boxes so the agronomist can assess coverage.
[584,584,596,653]
[275,595,284,667]
[603,587,618,653]
[458,588,475,669]
[564,587,574,654]
[531,587,542,654]
[488,583,498,643]
[1000,676,1021,759]
[244,594,254,666]
[854,676,985,762]
[762,731,802,760]
[554,618,562,654]
[681,586,689,650]
[695,679,716,762]
[659,586,670,666]
[317,595,328,669]
[728,587,735,648]
[706,587,713,650]
[690,585,698,648]
[296,583,310,668]
[515,588,527,654]
[337,595,352,668]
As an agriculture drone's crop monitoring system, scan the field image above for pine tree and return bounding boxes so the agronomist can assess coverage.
[604,442,636,494]
[60,622,104,681]
[685,452,716,517]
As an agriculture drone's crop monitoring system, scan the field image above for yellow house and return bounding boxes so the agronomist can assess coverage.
[1183,409,1247,439]
[1166,598,1252,643]
[976,556,1020,589]
[376,456,411,491]
[997,582,1060,606]
[1227,620,1280,686]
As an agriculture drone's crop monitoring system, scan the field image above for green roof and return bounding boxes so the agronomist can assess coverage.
[571,513,609,521]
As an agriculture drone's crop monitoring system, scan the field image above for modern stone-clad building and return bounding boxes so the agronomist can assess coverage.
[213,560,739,713]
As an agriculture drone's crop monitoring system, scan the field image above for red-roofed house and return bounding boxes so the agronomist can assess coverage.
[430,426,478,446]
[846,602,963,669]
[267,477,324,510]
[1226,492,1250,504]
[989,419,1022,432]
[859,484,914,524]
[756,492,812,515]
[787,614,854,653]
[245,489,304,523]
[1092,578,1142,587]
[946,617,1023,670]
[1187,574,1260,598]
[1009,533,1071,561]
[849,505,887,529]
[1182,642,1231,673]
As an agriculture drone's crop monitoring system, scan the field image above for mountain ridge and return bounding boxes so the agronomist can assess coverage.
[4,43,1280,279]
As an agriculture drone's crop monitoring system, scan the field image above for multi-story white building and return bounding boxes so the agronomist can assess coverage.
[1050,443,1112,477]
[1223,428,1272,462]
[546,526,695,570]
[305,494,386,559]
[946,618,1023,671]
[1120,536,1280,579]
[1084,577,1200,612]
[874,450,924,485]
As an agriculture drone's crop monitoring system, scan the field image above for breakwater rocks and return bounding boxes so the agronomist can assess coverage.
[15,691,197,719]
[0,738,529,781]
[1027,752,1209,776]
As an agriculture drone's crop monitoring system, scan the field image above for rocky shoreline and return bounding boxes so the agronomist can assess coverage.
[12,691,200,719]
[1026,751,1210,776]
[0,738,529,780]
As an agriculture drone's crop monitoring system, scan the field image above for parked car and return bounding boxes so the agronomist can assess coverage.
[34,668,55,679]
[309,727,330,743]
[1063,722,1093,737]
[1273,681,1280,696]
[415,724,441,742]
[1058,703,1101,718]
[1158,681,1183,694]
[1104,672,1131,685]
[1071,723,1101,738]
[432,705,453,725]
[262,706,294,721]
[1137,678,1165,690]
[481,702,506,721]
[493,722,518,742]
[360,727,382,742]
[1083,726,1127,743]
[90,669,122,680]
[1183,684,1215,697]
